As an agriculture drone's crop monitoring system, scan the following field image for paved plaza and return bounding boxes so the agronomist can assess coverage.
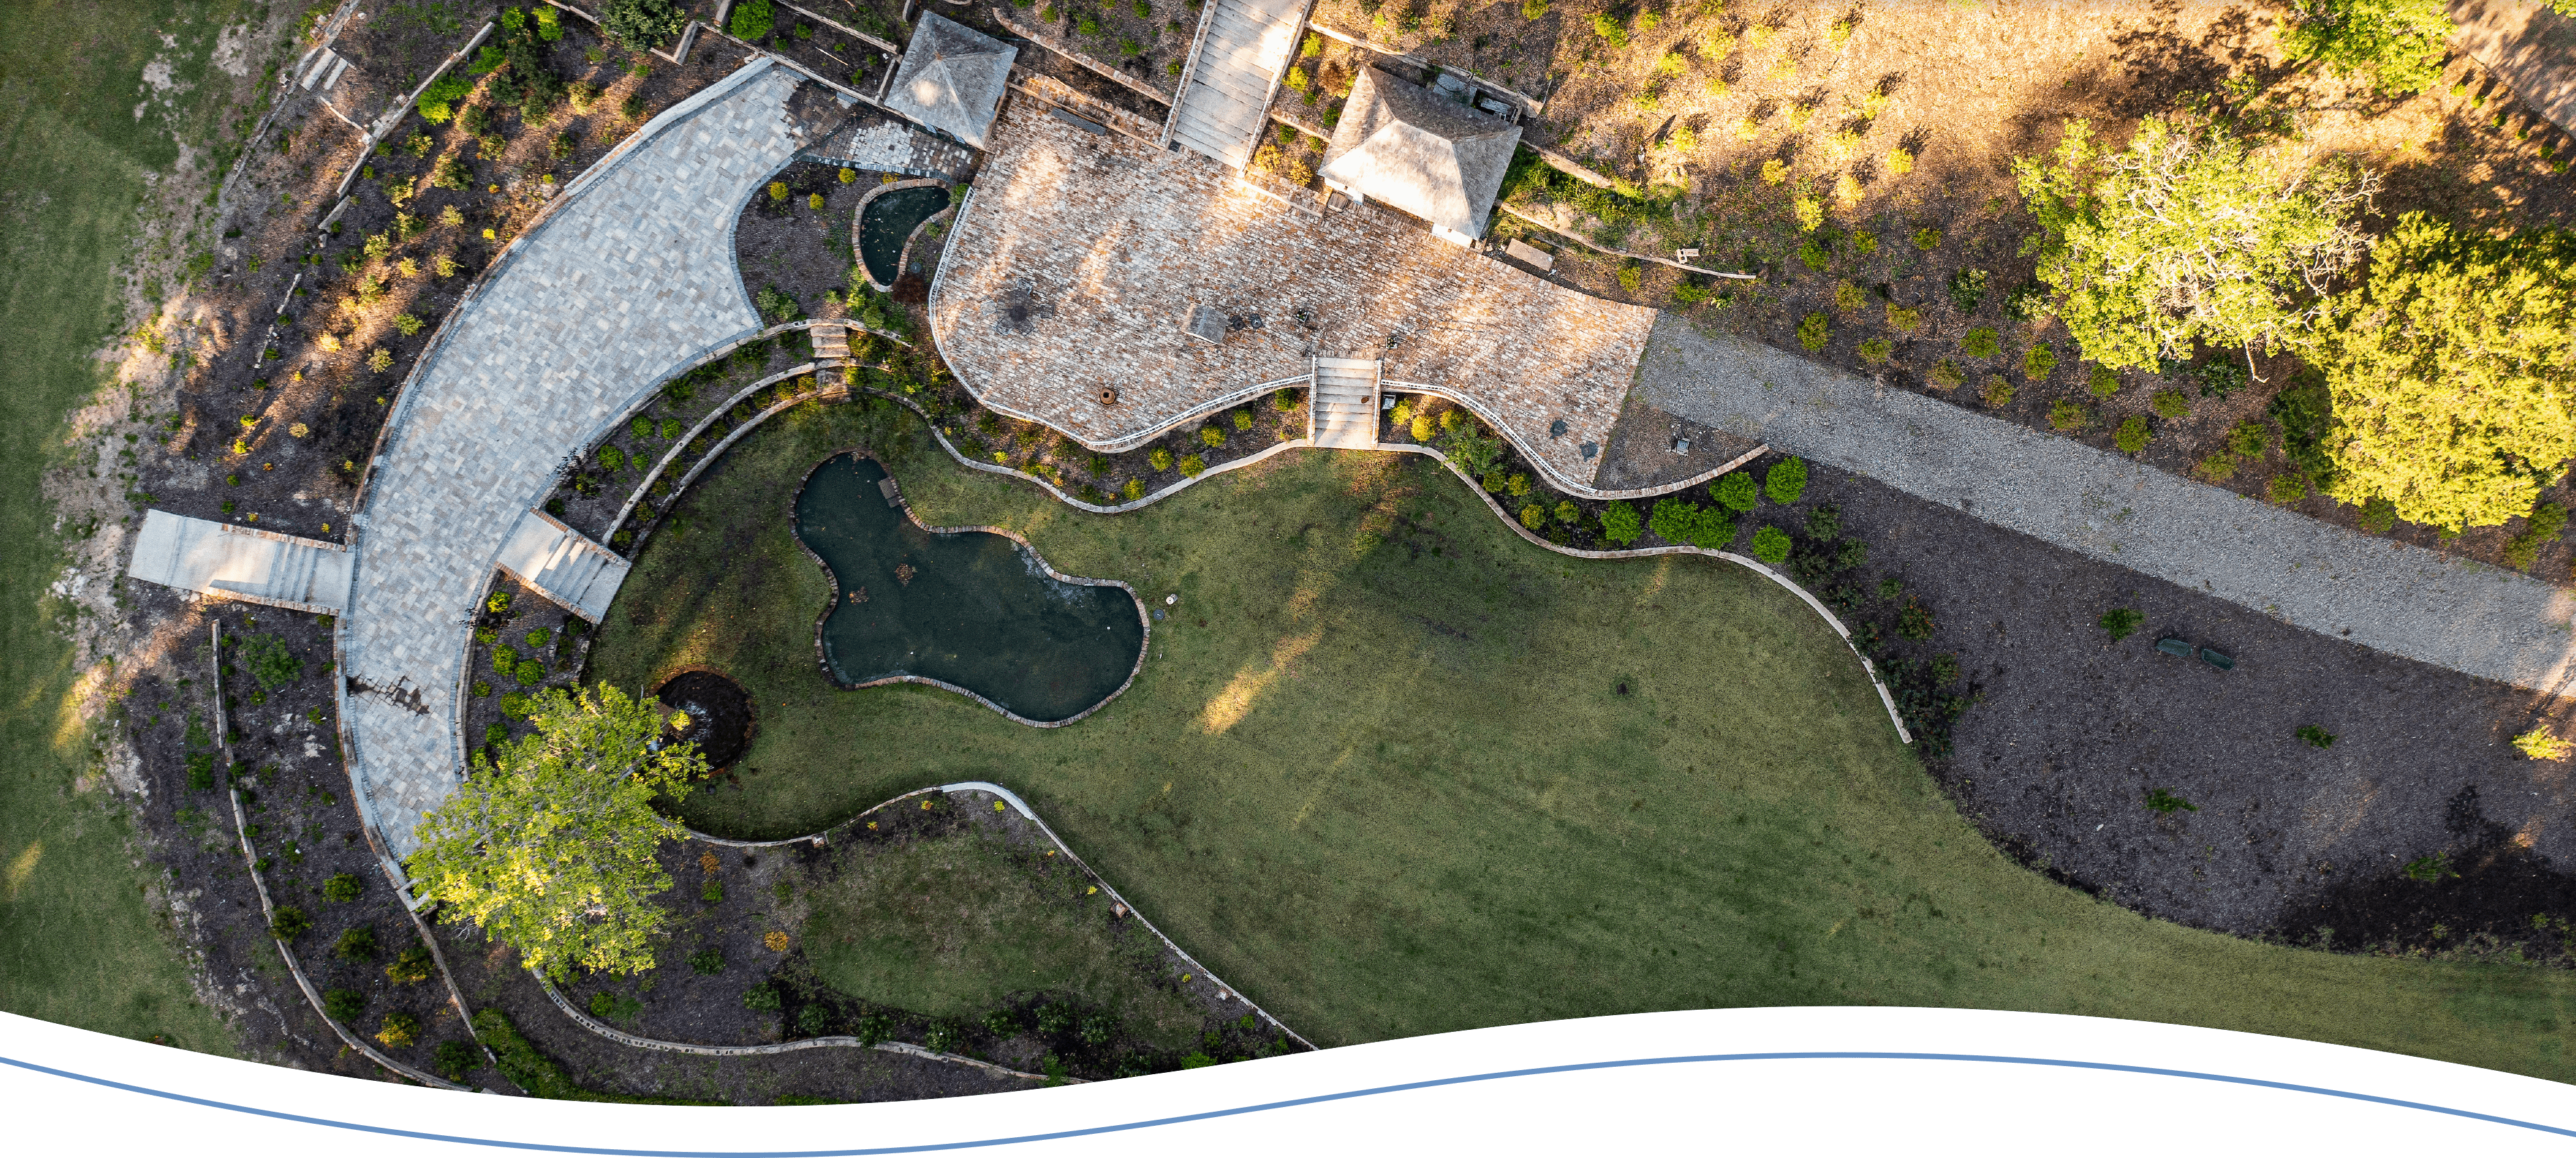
[928,101,1659,493]
[341,62,814,857]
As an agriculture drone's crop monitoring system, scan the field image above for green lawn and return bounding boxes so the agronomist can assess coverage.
[592,401,2576,1081]
[802,825,1206,1050]
[0,1,261,1052]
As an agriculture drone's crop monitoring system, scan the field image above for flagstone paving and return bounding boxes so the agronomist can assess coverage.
[341,62,812,859]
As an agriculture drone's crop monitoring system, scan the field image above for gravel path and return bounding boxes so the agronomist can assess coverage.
[1633,314,2576,697]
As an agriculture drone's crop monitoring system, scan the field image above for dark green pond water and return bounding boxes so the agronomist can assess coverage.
[796,454,1144,723]
[857,185,950,286]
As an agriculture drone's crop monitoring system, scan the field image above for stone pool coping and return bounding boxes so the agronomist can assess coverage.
[852,176,953,292]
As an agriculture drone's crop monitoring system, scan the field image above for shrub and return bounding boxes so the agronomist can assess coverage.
[186,751,215,790]
[2047,400,2086,431]
[432,1039,483,1082]
[2296,724,2337,749]
[1980,376,2016,407]
[2151,389,2191,419]
[1797,313,1829,352]
[1796,237,1829,271]
[498,692,534,719]
[1888,147,1915,176]
[1177,454,1207,477]
[688,948,724,974]
[514,660,545,687]
[1833,280,1865,315]
[1673,281,1711,305]
[2144,788,2197,814]
[1886,303,1921,333]
[323,873,363,902]
[743,986,784,1011]
[2514,727,2572,760]
[2080,364,2119,399]
[767,180,788,203]
[1232,410,1254,432]
[2226,419,2273,459]
[394,313,426,337]
[1949,268,1988,313]
[701,878,724,903]
[493,644,519,672]
[368,348,394,373]
[1794,195,1824,232]
[1749,525,1792,564]
[239,633,303,689]
[1764,458,1808,504]
[2267,474,2308,504]
[729,0,775,40]
[2502,502,2569,571]
[1928,360,1964,390]
[1148,448,1173,472]
[2114,415,2153,454]
[333,927,379,961]
[1649,498,1734,548]
[376,1012,421,1049]
[386,946,434,984]
[598,445,627,471]
[1896,600,1936,640]
[323,989,366,1021]
[2098,608,2144,641]
[1617,263,1643,294]
[1713,471,1760,512]
[2402,851,2455,882]
[2023,344,2059,380]
[1519,505,1546,530]
[1858,337,1893,366]
[1198,425,1225,448]
[1599,501,1643,545]
[1960,328,2000,359]
[1122,478,1145,502]
[2195,453,2238,482]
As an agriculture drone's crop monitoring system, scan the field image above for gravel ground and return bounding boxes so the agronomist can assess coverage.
[1633,313,2576,696]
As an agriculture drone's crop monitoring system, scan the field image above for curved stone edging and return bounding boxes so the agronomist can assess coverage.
[1381,380,1770,503]
[852,176,951,292]
[684,780,1318,1053]
[530,970,1066,1081]
[1375,441,1915,746]
[782,450,1153,729]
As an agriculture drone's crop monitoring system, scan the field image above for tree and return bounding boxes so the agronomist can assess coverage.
[2016,117,2376,374]
[600,0,688,50]
[2310,213,2576,532]
[406,684,706,980]
[2282,0,2453,96]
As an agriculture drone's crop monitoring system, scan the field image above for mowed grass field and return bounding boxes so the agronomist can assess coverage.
[590,399,2576,1081]
[0,0,258,1051]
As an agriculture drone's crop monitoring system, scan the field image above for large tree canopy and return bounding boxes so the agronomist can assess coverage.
[2313,213,2576,532]
[2283,0,2455,96]
[599,0,690,52]
[407,684,705,980]
[2016,117,2376,373]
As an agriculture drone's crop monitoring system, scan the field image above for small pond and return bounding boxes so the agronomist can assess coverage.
[796,454,1144,723]
[856,185,951,288]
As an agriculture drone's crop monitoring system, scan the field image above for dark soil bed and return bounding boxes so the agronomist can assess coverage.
[1805,461,2576,963]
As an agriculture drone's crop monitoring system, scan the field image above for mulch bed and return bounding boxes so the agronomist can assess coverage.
[1807,460,2576,963]
[658,670,756,770]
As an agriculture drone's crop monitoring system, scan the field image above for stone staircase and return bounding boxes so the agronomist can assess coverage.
[493,509,632,623]
[1308,357,1381,449]
[125,509,353,614]
[810,322,851,360]
[1166,0,1311,168]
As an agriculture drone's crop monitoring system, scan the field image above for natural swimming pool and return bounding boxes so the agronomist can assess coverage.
[795,454,1145,723]
[856,185,950,288]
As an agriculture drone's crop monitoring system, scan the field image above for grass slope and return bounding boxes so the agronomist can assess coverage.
[0,1,256,1050]
[802,828,1205,1049]
[592,400,2576,1080]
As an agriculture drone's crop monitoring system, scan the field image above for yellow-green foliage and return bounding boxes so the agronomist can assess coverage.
[2314,214,2576,532]
[409,686,706,980]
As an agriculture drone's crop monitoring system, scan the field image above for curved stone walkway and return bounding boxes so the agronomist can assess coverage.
[340,61,810,859]
[1632,315,2576,696]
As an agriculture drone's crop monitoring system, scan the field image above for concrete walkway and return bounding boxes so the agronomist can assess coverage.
[341,61,813,859]
[1632,314,2576,696]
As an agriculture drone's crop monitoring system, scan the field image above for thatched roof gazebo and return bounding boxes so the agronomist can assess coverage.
[1318,66,1523,247]
[884,11,1017,150]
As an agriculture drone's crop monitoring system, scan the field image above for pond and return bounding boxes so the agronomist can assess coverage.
[856,185,951,288]
[795,454,1145,723]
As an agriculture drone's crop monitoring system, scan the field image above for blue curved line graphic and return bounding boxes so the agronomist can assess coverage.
[4,1049,2568,1153]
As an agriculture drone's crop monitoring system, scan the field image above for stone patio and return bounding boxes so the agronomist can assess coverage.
[927,101,1658,493]
[340,62,816,860]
